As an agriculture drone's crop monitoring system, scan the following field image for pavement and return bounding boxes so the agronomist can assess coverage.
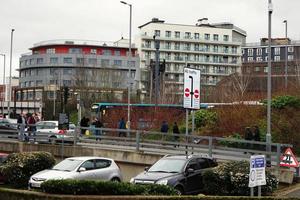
[275,182,300,198]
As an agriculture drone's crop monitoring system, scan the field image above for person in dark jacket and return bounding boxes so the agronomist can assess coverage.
[244,127,253,153]
[173,122,180,147]
[118,118,126,137]
[160,121,169,133]
[92,117,103,141]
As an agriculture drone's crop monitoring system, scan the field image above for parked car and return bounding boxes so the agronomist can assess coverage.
[35,121,76,144]
[0,153,9,183]
[28,156,122,189]
[0,118,18,137]
[130,154,217,195]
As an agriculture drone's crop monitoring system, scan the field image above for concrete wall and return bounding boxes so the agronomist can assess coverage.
[0,141,163,181]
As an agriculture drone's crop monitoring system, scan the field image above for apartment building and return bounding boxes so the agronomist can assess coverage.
[136,18,246,103]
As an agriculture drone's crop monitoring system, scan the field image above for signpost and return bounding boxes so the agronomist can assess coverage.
[249,155,266,197]
[183,68,201,157]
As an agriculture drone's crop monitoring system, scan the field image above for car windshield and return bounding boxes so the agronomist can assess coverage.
[52,159,82,171]
[148,158,186,173]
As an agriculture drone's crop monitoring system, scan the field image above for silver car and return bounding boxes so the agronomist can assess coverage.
[28,156,122,189]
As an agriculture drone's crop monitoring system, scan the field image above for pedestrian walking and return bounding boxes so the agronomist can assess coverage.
[118,118,126,137]
[244,127,253,153]
[92,117,103,141]
[173,122,180,147]
[17,113,27,141]
[252,125,261,150]
[160,121,169,143]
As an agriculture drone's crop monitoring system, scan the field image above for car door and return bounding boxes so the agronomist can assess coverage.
[195,158,211,192]
[184,158,201,194]
[93,159,113,180]
[75,159,97,180]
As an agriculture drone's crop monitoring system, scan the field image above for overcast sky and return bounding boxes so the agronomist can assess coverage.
[0,0,299,80]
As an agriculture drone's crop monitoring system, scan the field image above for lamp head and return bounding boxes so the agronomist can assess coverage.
[120,1,127,5]
[283,20,287,23]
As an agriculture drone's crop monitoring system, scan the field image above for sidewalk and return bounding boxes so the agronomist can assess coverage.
[274,182,300,198]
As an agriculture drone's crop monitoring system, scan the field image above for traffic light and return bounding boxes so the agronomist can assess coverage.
[63,87,69,105]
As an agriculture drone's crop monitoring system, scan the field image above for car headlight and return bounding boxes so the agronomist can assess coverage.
[156,179,168,185]
[130,178,135,183]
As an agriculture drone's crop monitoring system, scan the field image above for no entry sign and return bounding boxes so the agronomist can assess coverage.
[183,68,201,109]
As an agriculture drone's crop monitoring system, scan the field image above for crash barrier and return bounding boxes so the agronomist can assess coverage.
[0,187,298,200]
[0,122,292,168]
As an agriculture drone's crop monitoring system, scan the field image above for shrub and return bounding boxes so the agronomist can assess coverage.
[41,179,177,195]
[262,95,300,109]
[194,109,218,128]
[0,151,55,188]
[218,133,244,148]
[203,160,278,196]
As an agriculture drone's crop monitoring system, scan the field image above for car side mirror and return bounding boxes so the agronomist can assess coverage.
[78,167,86,172]
[144,166,149,171]
[186,168,195,174]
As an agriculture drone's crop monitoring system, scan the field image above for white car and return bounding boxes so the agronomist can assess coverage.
[35,121,76,144]
[28,156,122,189]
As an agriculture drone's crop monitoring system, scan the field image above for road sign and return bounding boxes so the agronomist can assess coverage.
[249,155,266,188]
[183,68,201,109]
[280,148,299,167]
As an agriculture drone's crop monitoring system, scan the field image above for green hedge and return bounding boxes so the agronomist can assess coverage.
[1,186,299,200]
[41,179,177,195]
[0,151,55,188]
[203,161,278,196]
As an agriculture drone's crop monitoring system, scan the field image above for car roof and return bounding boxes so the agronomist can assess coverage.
[163,154,214,161]
[66,156,113,161]
[36,121,75,125]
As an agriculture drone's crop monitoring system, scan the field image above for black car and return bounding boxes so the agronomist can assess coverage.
[130,154,217,195]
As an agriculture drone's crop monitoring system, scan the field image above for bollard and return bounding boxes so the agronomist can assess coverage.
[208,137,213,157]
[135,131,140,151]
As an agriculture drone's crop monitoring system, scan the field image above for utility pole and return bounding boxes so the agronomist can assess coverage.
[8,29,15,118]
[153,35,160,106]
[283,20,288,90]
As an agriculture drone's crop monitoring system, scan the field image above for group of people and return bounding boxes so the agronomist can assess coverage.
[80,116,103,140]
[244,126,260,142]
[160,121,181,147]
[17,112,41,141]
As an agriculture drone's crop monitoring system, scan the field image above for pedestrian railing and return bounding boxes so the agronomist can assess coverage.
[0,122,293,167]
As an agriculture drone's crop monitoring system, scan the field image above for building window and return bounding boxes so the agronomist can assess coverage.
[46,48,55,54]
[69,48,82,54]
[257,48,262,56]
[223,35,229,41]
[114,60,122,66]
[154,30,160,37]
[90,49,97,54]
[50,68,58,75]
[88,58,97,65]
[165,31,171,38]
[204,45,210,52]
[224,46,229,53]
[63,69,72,75]
[165,53,171,60]
[165,42,171,49]
[256,57,262,62]
[265,56,268,61]
[264,67,268,73]
[274,56,280,61]
[76,58,84,64]
[204,33,210,40]
[242,49,244,54]
[184,43,190,51]
[255,67,260,72]
[103,49,111,56]
[50,57,58,64]
[63,57,72,64]
[274,47,280,55]
[232,47,237,54]
[248,49,253,56]
[114,50,121,56]
[145,40,151,48]
[213,34,219,41]
[288,46,294,52]
[248,57,253,62]
[265,48,269,53]
[194,33,199,39]
[213,45,218,52]
[194,44,199,51]
[63,80,71,86]
[101,59,110,67]
[37,58,44,64]
[175,31,180,38]
[288,55,294,60]
[175,43,180,50]
[184,32,191,39]
[36,80,43,86]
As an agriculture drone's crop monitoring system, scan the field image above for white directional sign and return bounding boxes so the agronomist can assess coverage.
[183,68,201,109]
[249,155,266,188]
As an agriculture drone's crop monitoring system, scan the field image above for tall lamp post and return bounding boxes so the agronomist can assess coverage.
[8,29,15,118]
[283,20,288,90]
[120,1,132,131]
[266,0,273,164]
[0,54,5,116]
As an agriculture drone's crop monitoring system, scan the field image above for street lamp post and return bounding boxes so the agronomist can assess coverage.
[0,54,5,116]
[266,0,273,164]
[120,1,132,132]
[8,29,15,118]
[283,20,288,90]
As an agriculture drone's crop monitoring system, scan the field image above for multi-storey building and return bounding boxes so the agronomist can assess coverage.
[136,18,246,103]
[19,39,139,101]
[242,38,300,92]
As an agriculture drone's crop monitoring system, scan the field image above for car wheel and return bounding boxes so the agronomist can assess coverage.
[174,186,184,195]
[111,177,120,182]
